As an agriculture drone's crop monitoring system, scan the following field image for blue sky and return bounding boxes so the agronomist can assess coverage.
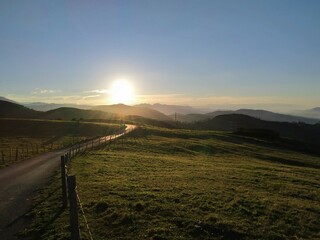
[0,0,319,110]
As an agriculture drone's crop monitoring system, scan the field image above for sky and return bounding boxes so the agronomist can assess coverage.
[0,0,319,111]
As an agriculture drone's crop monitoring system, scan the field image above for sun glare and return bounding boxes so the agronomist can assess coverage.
[110,79,135,105]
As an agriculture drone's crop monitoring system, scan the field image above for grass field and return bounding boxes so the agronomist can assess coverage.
[0,119,120,168]
[22,126,320,240]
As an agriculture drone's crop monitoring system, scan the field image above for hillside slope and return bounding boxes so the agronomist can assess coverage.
[43,107,118,121]
[93,104,171,121]
[0,100,41,119]
[191,114,320,148]
[175,109,319,124]
[24,102,92,111]
[137,103,204,115]
[23,126,320,240]
[0,100,170,122]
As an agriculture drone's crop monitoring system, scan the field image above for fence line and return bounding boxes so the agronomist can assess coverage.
[76,187,94,240]
[60,126,136,240]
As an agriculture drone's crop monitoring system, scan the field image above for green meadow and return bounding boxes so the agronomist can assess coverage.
[22,126,320,240]
[0,119,120,168]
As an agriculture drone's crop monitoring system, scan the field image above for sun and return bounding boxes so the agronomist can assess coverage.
[109,79,135,105]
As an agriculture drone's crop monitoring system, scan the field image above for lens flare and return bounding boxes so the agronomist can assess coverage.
[109,79,135,104]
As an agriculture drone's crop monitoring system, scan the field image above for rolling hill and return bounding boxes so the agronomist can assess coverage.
[92,104,171,121]
[293,107,320,119]
[190,114,320,149]
[42,107,118,120]
[0,96,18,104]
[0,100,41,119]
[173,109,319,124]
[170,113,209,122]
[219,109,319,124]
[136,103,204,115]
[0,100,171,122]
[24,102,92,111]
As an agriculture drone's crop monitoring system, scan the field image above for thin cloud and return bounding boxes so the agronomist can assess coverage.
[32,88,56,94]
[82,95,101,99]
[83,89,110,94]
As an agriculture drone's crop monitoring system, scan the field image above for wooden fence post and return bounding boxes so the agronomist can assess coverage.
[15,148,18,161]
[67,175,80,240]
[65,152,69,164]
[61,156,68,207]
[1,150,4,163]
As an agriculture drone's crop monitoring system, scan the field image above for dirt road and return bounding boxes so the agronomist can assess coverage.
[0,124,136,239]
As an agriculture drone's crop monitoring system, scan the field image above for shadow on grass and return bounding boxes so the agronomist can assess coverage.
[28,206,65,240]
[253,153,320,169]
[6,187,60,228]
[9,186,66,239]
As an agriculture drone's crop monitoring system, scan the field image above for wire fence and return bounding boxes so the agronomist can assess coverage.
[0,136,96,167]
[76,188,94,240]
[60,125,136,240]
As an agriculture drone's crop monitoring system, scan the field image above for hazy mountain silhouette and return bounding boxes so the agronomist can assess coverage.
[136,103,204,115]
[92,104,171,121]
[0,96,18,104]
[0,100,170,122]
[227,109,318,124]
[1,97,318,125]
[170,113,209,122]
[173,109,319,124]
[0,100,41,118]
[191,114,320,147]
[293,107,320,120]
[24,102,92,111]
[42,107,118,120]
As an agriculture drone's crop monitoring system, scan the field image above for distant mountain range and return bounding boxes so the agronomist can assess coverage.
[24,102,92,111]
[0,100,171,121]
[0,96,319,124]
[173,109,319,124]
[292,107,320,120]
[1,98,320,151]
[136,103,205,115]
[92,104,171,121]
[0,96,18,104]
[23,102,205,116]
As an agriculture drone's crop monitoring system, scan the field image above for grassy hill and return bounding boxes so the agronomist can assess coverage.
[0,118,119,137]
[24,102,92,111]
[0,100,41,119]
[0,118,120,168]
[190,114,320,151]
[42,107,118,121]
[22,126,320,240]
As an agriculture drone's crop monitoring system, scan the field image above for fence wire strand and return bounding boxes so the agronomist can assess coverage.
[62,126,135,240]
[75,187,94,240]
